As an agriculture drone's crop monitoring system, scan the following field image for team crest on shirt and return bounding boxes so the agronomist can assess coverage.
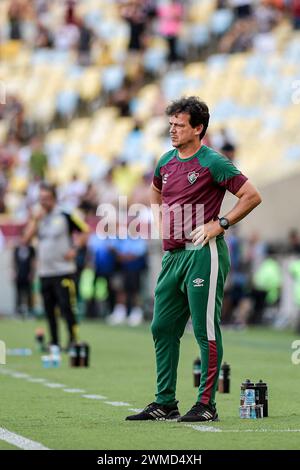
[162,173,169,184]
[187,171,199,184]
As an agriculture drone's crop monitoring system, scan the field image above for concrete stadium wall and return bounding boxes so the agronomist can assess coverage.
[0,248,15,315]
[221,172,300,241]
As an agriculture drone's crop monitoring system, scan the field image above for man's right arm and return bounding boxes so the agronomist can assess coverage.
[150,183,162,238]
[22,218,39,245]
[22,208,45,245]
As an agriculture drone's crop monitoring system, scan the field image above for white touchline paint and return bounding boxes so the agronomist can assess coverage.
[43,383,65,388]
[104,401,131,407]
[82,394,107,400]
[0,368,14,375]
[207,238,218,340]
[0,427,49,450]
[188,426,300,433]
[187,424,222,433]
[5,367,300,436]
[221,429,300,433]
[27,378,47,383]
[11,372,30,379]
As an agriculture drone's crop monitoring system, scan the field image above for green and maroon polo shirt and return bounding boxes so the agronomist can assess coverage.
[153,145,247,251]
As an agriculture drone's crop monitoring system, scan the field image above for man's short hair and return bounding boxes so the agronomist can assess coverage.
[40,181,57,199]
[166,96,210,140]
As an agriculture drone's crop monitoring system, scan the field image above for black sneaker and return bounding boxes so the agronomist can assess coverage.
[126,402,180,421]
[178,402,218,422]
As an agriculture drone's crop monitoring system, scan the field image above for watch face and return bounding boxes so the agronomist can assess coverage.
[220,218,229,229]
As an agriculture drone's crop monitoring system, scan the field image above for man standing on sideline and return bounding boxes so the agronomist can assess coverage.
[13,240,35,317]
[23,182,89,349]
[126,96,261,422]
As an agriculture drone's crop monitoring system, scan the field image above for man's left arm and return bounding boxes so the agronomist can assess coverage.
[64,212,90,261]
[191,181,262,247]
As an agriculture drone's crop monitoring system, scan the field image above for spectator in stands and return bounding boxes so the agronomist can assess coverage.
[230,0,254,19]
[0,137,17,175]
[54,13,79,51]
[221,142,236,161]
[222,227,247,324]
[245,231,267,274]
[26,175,42,211]
[291,0,300,29]
[216,0,229,7]
[97,168,120,208]
[121,0,147,53]
[130,171,152,207]
[29,137,48,180]
[87,232,118,318]
[255,0,281,33]
[4,96,26,140]
[77,19,94,66]
[59,173,87,212]
[80,181,99,215]
[65,0,78,26]
[287,229,300,254]
[108,227,148,326]
[219,16,254,53]
[34,21,53,49]
[110,75,134,116]
[249,246,282,324]
[113,159,141,198]
[8,0,23,40]
[157,0,183,62]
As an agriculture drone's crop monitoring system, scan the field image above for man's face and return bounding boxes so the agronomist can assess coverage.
[39,189,56,212]
[169,113,202,149]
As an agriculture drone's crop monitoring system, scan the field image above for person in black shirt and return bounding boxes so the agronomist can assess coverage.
[13,242,35,317]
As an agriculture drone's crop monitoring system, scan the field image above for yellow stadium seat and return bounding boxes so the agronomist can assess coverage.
[0,40,22,61]
[79,67,101,101]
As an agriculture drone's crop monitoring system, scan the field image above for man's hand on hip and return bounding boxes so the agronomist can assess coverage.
[190,220,225,247]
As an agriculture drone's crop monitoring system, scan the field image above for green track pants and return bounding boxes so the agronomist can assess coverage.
[151,237,230,407]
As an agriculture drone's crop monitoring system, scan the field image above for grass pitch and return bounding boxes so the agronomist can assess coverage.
[0,318,299,450]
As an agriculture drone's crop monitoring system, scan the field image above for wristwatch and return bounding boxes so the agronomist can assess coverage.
[218,217,230,230]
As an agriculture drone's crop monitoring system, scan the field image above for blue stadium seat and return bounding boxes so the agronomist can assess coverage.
[143,48,167,74]
[210,9,234,36]
[56,90,79,118]
[101,65,124,92]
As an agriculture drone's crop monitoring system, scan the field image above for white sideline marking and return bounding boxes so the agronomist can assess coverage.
[44,383,65,389]
[0,368,14,375]
[222,429,300,433]
[0,427,49,450]
[188,426,300,433]
[27,378,47,383]
[63,388,86,393]
[82,394,107,400]
[11,372,30,379]
[188,425,222,433]
[6,367,300,435]
[105,401,131,407]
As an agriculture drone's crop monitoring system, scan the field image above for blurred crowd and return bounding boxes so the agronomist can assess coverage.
[0,0,299,216]
[3,1,300,58]
[223,228,300,332]
[0,1,300,331]
[11,219,300,333]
